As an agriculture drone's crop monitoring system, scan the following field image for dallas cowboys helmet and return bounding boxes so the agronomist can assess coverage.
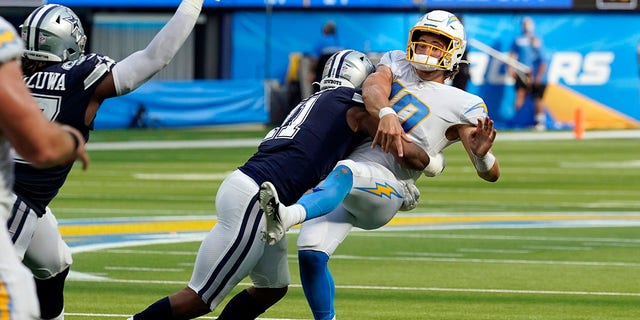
[406,10,466,72]
[21,4,87,62]
[319,49,375,90]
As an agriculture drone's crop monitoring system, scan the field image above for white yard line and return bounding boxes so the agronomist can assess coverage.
[84,129,640,151]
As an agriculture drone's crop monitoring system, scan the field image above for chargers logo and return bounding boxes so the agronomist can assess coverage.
[0,30,17,48]
[356,182,402,199]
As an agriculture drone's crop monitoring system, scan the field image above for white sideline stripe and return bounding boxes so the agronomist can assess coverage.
[84,130,640,151]
[87,138,262,150]
[104,266,184,272]
[335,285,640,297]
[64,313,306,320]
[134,173,230,180]
[354,230,640,243]
[328,254,640,267]
[458,248,531,254]
[66,278,640,298]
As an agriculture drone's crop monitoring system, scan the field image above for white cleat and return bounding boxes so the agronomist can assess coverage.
[259,181,287,245]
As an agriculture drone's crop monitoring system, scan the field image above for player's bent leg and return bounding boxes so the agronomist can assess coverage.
[341,162,406,230]
[297,163,353,220]
[217,286,288,320]
[299,250,335,320]
[218,233,291,319]
[6,194,40,259]
[35,267,69,320]
[22,210,72,320]
[260,163,353,245]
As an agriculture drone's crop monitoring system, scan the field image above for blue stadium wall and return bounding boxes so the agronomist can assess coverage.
[93,8,639,129]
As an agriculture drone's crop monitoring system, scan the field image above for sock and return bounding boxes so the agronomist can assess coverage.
[133,297,173,320]
[217,289,267,320]
[36,267,69,319]
[299,250,335,320]
[298,164,353,220]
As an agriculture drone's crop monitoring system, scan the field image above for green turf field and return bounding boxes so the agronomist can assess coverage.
[52,128,639,319]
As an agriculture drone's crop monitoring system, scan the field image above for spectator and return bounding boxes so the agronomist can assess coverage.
[451,15,470,91]
[509,16,548,131]
[311,21,343,88]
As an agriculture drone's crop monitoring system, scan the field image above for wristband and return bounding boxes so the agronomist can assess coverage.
[423,152,445,177]
[473,152,496,172]
[68,131,80,152]
[378,107,397,119]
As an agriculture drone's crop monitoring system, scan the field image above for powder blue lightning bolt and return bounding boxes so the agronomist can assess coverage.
[355,182,402,199]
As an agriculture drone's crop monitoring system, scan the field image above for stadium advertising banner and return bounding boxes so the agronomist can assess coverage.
[233,11,640,129]
[48,0,572,9]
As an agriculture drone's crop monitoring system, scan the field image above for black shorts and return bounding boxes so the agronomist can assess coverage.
[515,75,546,99]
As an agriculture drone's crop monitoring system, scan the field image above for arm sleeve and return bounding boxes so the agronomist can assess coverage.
[111,0,202,95]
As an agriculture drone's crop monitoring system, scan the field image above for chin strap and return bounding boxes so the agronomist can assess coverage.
[112,0,203,95]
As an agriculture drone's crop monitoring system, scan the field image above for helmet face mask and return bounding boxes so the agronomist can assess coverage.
[319,50,376,90]
[406,10,466,72]
[21,4,87,62]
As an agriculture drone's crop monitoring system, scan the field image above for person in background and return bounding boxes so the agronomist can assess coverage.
[450,15,470,91]
[7,1,201,319]
[509,16,548,131]
[310,21,344,88]
[0,16,89,320]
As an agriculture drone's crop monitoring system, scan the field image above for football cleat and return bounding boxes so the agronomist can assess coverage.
[259,181,287,245]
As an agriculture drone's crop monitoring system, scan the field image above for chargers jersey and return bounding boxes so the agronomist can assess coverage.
[239,87,368,206]
[349,50,489,181]
[13,53,116,215]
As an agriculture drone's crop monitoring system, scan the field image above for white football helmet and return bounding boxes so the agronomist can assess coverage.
[406,10,466,72]
[21,4,87,62]
[319,49,375,90]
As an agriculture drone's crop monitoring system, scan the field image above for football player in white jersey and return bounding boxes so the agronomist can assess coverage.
[259,10,500,320]
[0,16,89,320]
[7,2,201,319]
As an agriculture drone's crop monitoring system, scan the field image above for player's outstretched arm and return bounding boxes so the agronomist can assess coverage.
[108,0,203,97]
[362,65,411,157]
[458,117,500,182]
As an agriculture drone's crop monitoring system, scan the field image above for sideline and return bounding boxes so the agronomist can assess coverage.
[86,129,640,151]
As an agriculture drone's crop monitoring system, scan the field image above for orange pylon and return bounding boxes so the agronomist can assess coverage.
[574,108,585,140]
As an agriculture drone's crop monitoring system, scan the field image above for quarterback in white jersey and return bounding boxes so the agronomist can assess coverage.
[260,10,500,320]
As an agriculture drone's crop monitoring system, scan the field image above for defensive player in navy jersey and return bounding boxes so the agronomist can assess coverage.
[0,16,89,320]
[130,50,423,320]
[260,11,501,320]
[6,2,202,319]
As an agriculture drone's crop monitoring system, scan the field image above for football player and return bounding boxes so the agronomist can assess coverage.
[0,16,89,320]
[130,49,428,320]
[259,10,501,320]
[6,1,202,319]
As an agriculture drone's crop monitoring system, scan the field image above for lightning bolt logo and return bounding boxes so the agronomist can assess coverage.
[356,182,401,199]
[0,30,17,49]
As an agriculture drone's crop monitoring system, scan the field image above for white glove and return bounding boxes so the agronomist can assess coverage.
[399,180,420,211]
[423,152,445,177]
